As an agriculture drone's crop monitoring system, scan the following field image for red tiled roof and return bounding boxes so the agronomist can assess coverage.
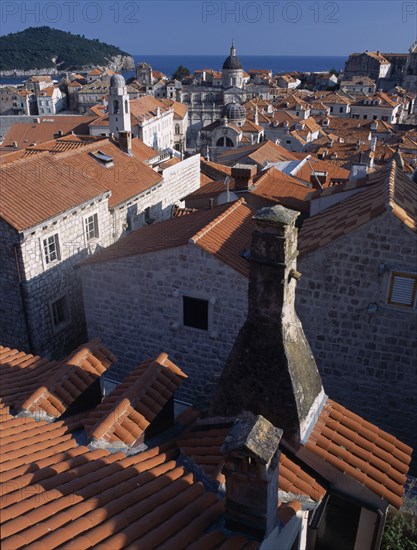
[1,139,164,231]
[299,162,417,256]
[252,167,311,212]
[292,154,351,187]
[0,338,116,417]
[84,353,187,447]
[0,347,256,550]
[81,199,256,277]
[2,116,97,148]
[215,140,297,167]
[304,399,412,509]
[0,151,109,231]
[178,418,326,501]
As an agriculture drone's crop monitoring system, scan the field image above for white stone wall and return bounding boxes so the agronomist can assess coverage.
[139,110,174,149]
[81,243,249,401]
[350,103,400,123]
[111,154,201,240]
[296,213,417,459]
[8,194,112,358]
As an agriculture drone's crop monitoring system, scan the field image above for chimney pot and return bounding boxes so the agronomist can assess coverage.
[222,411,282,540]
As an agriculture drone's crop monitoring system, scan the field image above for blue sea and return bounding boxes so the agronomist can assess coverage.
[0,54,346,85]
[127,54,347,79]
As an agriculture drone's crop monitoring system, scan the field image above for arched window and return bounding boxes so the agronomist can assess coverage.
[125,99,129,113]
[113,99,119,114]
[175,124,180,135]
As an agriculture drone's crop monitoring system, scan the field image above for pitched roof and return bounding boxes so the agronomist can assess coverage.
[129,95,172,123]
[178,418,326,501]
[0,347,257,550]
[84,353,187,447]
[0,338,116,416]
[0,151,109,231]
[81,199,256,277]
[302,399,412,509]
[2,116,97,148]
[299,163,416,256]
[252,167,312,212]
[1,139,163,230]
[214,140,297,167]
[291,154,351,187]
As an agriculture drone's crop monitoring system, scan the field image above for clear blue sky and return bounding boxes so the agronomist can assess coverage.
[1,0,416,56]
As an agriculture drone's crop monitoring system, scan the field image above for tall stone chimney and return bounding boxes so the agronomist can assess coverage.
[221,411,282,540]
[210,205,325,447]
[231,163,257,191]
[118,131,132,155]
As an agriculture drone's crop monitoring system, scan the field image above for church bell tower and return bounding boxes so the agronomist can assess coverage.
[109,74,131,137]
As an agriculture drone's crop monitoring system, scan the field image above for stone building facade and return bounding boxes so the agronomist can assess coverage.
[1,184,111,358]
[295,167,417,458]
[80,204,250,401]
[1,139,200,359]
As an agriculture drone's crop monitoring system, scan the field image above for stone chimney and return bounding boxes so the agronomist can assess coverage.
[118,131,132,155]
[231,163,257,191]
[210,205,325,447]
[221,411,282,540]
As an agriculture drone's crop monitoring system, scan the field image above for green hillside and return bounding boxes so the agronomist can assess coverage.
[0,26,133,71]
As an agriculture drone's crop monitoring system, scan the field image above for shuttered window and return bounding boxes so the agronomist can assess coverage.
[387,272,417,308]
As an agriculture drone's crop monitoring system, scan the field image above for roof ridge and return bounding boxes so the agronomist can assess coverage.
[190,198,246,244]
[0,149,50,169]
[385,161,397,212]
[50,138,111,159]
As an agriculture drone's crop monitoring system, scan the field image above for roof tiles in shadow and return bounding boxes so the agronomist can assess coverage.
[84,353,187,447]
[0,338,116,418]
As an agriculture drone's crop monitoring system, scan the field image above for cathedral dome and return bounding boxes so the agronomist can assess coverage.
[110,74,126,88]
[222,101,246,123]
[222,42,243,70]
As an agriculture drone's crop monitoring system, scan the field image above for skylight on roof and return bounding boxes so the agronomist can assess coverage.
[90,150,114,165]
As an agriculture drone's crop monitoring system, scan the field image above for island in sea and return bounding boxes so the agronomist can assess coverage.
[0,26,135,76]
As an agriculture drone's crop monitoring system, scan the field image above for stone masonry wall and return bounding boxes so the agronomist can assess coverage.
[81,244,248,402]
[0,220,30,351]
[15,196,113,358]
[296,213,417,457]
[112,154,201,240]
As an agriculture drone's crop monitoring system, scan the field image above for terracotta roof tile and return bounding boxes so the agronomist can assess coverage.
[80,199,256,278]
[0,338,116,417]
[2,116,96,148]
[84,353,187,447]
[252,167,311,212]
[299,162,416,256]
[304,399,412,508]
[178,419,326,501]
[1,139,163,230]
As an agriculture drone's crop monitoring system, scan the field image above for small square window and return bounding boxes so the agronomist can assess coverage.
[43,233,61,264]
[51,296,70,330]
[183,296,209,330]
[388,272,417,308]
[85,213,99,240]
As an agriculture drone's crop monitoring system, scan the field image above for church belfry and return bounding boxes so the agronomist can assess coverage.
[222,41,244,89]
[109,74,131,137]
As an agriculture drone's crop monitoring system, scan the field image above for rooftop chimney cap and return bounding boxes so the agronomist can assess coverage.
[253,204,299,227]
[221,411,282,464]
